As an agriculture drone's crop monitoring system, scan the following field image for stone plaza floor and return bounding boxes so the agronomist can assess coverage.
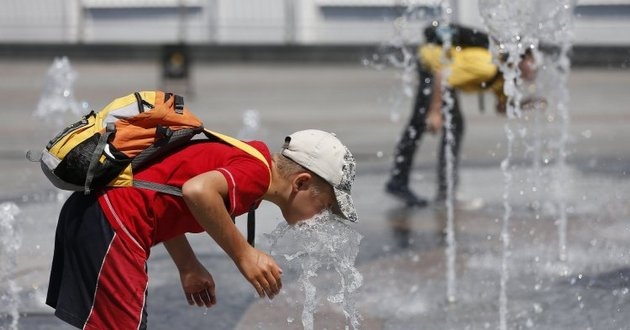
[1,59,629,329]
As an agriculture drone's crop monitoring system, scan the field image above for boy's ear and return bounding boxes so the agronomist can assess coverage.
[292,172,312,191]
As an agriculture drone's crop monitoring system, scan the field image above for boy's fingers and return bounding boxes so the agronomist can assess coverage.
[199,289,212,307]
[253,282,265,298]
[193,292,205,307]
[257,277,274,298]
[278,277,283,290]
[265,272,281,296]
[271,267,283,281]
[186,293,194,305]
[208,287,217,305]
[187,289,210,307]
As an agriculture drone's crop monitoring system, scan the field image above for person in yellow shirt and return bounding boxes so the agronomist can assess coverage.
[385,23,536,206]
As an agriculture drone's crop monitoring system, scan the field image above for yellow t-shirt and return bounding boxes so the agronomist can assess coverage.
[419,44,503,96]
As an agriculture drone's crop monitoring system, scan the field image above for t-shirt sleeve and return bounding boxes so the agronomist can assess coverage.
[215,155,270,216]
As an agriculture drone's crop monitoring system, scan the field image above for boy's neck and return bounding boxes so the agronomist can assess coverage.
[262,162,289,207]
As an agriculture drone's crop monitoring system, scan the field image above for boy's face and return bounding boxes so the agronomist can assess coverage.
[282,173,336,225]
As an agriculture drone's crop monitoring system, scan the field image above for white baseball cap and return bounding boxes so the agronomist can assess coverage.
[281,129,357,222]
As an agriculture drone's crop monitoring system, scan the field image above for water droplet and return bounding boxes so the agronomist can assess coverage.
[526,318,534,328]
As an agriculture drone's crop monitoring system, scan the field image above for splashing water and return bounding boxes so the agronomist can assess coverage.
[435,0,458,304]
[33,56,84,128]
[368,0,460,304]
[266,210,363,330]
[237,109,265,140]
[479,1,576,329]
[0,203,22,330]
[362,2,439,122]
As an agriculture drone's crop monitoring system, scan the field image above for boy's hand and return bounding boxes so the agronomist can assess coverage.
[236,247,283,299]
[179,262,217,308]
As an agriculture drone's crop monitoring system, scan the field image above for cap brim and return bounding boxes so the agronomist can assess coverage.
[333,187,358,222]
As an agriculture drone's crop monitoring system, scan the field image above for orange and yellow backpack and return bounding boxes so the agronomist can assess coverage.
[29,91,269,245]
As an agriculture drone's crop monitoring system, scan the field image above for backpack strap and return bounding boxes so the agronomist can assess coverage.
[132,180,183,196]
[84,123,116,194]
[477,71,502,113]
[247,207,256,247]
[229,207,256,246]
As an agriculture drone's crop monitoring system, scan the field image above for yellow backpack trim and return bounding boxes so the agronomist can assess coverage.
[108,164,134,187]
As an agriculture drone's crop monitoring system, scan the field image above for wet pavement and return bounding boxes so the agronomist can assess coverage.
[1,59,629,329]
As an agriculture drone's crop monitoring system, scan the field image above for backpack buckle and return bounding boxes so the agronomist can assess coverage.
[155,125,172,143]
[174,94,184,114]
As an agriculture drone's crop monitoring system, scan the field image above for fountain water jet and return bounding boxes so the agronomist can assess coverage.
[265,210,363,330]
[33,56,84,129]
[366,0,462,303]
[237,109,265,141]
[0,202,22,330]
[434,0,459,304]
[479,0,576,328]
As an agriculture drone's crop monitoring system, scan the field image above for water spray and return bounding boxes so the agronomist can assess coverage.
[266,211,363,330]
[479,1,576,328]
[0,203,22,330]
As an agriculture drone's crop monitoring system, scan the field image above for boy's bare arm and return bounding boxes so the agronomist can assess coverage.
[163,234,199,271]
[182,170,282,299]
[163,235,216,307]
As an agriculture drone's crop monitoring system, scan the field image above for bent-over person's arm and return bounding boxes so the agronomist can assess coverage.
[163,235,216,307]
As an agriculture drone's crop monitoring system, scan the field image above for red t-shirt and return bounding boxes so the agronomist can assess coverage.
[97,140,272,252]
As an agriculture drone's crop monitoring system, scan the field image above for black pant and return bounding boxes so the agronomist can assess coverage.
[388,61,465,199]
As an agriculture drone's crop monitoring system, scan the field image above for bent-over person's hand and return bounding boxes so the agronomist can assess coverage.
[179,262,217,308]
[425,109,443,135]
[236,246,283,299]
[521,97,548,111]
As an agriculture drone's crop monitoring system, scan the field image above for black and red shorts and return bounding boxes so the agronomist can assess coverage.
[46,192,149,329]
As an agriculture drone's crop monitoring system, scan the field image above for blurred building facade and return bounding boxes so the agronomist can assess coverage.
[1,0,629,46]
